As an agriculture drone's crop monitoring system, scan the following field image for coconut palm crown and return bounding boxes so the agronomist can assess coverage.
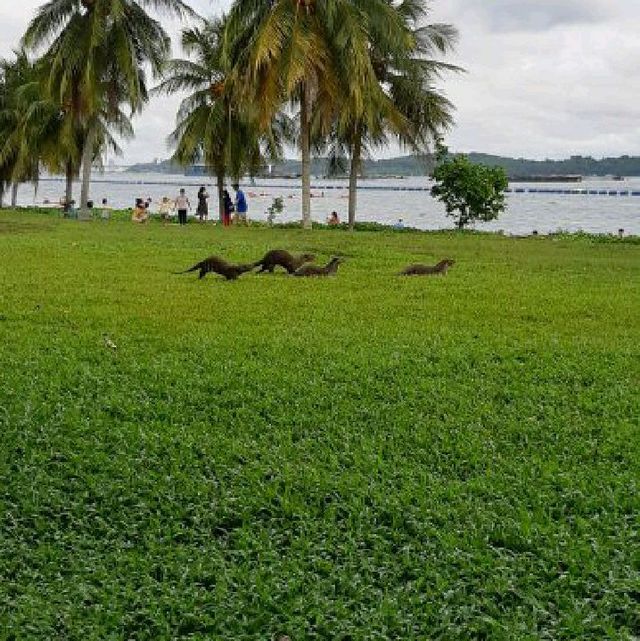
[225,0,397,228]
[156,17,289,221]
[21,0,195,209]
[225,0,458,229]
[331,0,462,227]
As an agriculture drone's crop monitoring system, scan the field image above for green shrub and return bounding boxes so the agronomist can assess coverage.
[431,145,509,229]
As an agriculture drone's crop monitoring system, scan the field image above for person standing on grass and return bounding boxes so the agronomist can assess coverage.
[222,189,234,227]
[197,186,209,222]
[158,196,173,224]
[174,188,190,226]
[99,198,111,221]
[233,183,248,225]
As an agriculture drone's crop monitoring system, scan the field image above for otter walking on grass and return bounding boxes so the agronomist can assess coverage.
[294,257,343,277]
[253,249,316,274]
[399,258,455,276]
[174,256,255,280]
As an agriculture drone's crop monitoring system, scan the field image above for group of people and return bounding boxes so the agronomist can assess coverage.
[222,185,248,226]
[131,184,248,226]
[54,191,362,229]
[49,190,361,229]
[73,187,355,228]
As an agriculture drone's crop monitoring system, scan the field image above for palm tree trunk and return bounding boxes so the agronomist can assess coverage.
[11,183,18,207]
[65,161,74,210]
[216,172,224,223]
[80,125,96,210]
[300,82,312,230]
[348,135,362,230]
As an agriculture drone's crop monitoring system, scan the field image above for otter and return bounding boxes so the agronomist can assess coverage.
[253,249,316,274]
[293,257,343,277]
[174,256,255,280]
[399,258,455,276]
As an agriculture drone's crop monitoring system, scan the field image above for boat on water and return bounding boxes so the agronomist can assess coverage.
[509,175,583,183]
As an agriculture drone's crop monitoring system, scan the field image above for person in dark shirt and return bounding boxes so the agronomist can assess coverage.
[197,186,209,222]
[222,189,234,227]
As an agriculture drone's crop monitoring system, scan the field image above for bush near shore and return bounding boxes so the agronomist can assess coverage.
[1,210,639,640]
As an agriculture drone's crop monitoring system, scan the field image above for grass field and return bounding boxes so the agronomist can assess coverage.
[1,211,639,640]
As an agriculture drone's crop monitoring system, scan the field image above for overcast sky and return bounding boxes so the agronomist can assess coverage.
[1,0,639,164]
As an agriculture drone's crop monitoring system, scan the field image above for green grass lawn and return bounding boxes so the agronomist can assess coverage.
[1,211,639,640]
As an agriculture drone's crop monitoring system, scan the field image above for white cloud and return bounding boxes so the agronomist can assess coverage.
[430,0,640,158]
[456,0,607,32]
[2,0,639,163]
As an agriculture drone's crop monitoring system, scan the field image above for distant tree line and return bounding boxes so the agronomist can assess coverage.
[267,152,640,178]
[128,152,640,179]
[468,154,640,178]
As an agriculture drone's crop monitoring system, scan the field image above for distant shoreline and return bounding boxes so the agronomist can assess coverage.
[122,152,640,179]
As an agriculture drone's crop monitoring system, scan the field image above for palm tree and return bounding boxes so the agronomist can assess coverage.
[0,55,17,206]
[156,19,288,221]
[226,0,440,229]
[0,50,91,209]
[22,0,194,210]
[225,0,374,228]
[0,51,40,207]
[331,0,460,228]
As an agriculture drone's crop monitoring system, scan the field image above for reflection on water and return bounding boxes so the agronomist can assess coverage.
[14,174,640,235]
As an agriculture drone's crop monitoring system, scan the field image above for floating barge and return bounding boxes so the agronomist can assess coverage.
[509,175,583,183]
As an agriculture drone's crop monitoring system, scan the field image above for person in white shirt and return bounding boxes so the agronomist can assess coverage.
[174,189,191,226]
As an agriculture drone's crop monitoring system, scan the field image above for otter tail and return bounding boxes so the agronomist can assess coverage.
[172,262,201,275]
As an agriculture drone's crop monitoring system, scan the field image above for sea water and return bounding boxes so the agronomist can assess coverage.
[13,173,640,235]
